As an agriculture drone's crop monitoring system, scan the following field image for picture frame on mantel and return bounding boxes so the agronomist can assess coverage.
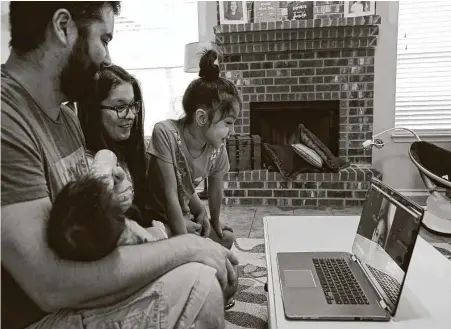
[219,1,248,24]
[344,1,376,18]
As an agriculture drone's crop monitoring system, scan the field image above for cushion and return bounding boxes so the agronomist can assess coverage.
[297,124,340,172]
[291,143,323,169]
[262,143,320,180]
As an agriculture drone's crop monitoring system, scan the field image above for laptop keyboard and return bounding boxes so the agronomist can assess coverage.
[367,264,401,306]
[313,258,369,305]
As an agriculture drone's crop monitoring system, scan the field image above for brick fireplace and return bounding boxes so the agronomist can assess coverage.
[214,2,382,208]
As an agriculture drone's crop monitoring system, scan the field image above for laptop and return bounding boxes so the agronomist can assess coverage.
[277,177,425,321]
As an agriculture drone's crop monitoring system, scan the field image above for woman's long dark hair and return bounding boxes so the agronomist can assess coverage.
[77,65,147,223]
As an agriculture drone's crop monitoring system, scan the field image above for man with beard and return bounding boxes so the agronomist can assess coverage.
[1,2,238,329]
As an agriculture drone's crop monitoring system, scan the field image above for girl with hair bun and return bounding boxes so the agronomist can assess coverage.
[146,49,241,308]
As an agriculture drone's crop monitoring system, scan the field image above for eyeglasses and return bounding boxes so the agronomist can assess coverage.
[100,101,142,119]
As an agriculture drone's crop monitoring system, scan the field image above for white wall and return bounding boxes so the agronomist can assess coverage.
[1,1,10,64]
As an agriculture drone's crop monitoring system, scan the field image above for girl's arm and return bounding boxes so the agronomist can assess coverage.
[208,175,224,225]
[189,191,210,237]
[154,157,188,235]
[148,123,188,235]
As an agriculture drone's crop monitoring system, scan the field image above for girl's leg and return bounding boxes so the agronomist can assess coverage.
[208,227,235,250]
[208,228,237,309]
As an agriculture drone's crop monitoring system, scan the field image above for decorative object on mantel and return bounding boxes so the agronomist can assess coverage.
[363,127,451,235]
[253,1,281,23]
[226,135,261,172]
[344,1,376,18]
[219,1,248,25]
[279,1,313,21]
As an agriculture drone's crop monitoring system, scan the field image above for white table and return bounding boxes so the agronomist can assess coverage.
[264,216,451,329]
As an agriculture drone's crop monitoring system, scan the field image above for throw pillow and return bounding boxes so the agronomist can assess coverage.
[291,143,323,169]
[297,124,340,172]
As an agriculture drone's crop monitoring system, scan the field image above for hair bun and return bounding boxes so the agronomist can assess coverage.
[198,49,220,81]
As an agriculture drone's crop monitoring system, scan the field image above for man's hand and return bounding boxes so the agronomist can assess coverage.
[211,219,233,239]
[112,166,133,213]
[188,235,239,290]
[194,210,211,238]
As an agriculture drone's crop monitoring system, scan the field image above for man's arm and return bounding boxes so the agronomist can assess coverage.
[1,197,230,312]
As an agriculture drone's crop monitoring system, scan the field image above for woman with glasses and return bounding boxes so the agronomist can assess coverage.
[77,65,150,225]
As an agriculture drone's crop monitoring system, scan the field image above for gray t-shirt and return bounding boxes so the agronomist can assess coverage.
[146,119,230,222]
[1,68,89,329]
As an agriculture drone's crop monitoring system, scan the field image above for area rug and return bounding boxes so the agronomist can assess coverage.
[226,238,268,329]
[226,238,451,329]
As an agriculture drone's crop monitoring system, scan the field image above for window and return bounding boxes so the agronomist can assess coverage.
[109,1,199,136]
[395,0,451,133]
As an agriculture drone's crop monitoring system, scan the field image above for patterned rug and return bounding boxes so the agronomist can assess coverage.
[226,239,268,329]
[225,238,451,329]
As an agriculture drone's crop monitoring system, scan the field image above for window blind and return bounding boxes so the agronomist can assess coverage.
[395,0,451,132]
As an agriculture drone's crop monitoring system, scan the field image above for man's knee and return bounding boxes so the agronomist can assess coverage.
[195,278,225,329]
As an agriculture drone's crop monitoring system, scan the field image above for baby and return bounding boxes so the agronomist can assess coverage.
[47,150,167,262]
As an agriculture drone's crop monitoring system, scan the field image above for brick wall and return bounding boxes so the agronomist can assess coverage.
[214,9,380,165]
[212,2,382,208]
[223,166,381,207]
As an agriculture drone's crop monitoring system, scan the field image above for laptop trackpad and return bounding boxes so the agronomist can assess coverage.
[283,270,316,288]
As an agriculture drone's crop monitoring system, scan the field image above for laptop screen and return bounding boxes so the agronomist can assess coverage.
[352,177,424,315]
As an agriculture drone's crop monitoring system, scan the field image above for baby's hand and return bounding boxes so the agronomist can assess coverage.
[112,166,133,213]
[90,149,117,190]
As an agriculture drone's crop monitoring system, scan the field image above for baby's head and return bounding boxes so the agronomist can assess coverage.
[182,49,242,149]
[47,175,125,261]
[47,150,124,261]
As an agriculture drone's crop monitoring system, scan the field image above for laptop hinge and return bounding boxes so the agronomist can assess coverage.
[379,299,388,310]
[352,253,393,313]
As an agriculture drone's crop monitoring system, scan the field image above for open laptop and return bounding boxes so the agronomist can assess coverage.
[277,177,425,321]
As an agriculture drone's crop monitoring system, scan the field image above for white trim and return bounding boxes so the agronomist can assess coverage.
[397,189,446,196]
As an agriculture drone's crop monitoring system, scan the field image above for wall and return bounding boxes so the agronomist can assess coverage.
[1,1,10,64]
[372,1,451,192]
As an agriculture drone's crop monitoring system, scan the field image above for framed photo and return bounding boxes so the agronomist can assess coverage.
[219,1,248,24]
[344,1,375,18]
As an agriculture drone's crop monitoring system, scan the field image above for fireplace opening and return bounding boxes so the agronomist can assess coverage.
[250,100,340,156]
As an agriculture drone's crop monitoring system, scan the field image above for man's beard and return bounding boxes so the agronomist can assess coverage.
[60,36,100,102]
